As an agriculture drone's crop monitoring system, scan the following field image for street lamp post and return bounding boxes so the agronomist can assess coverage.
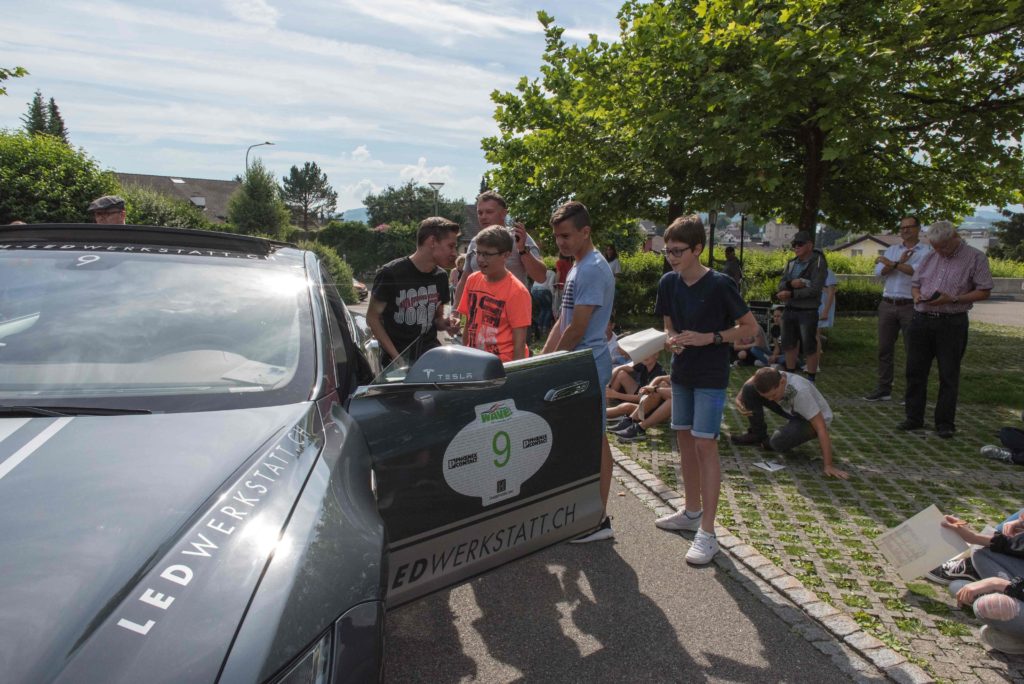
[428,182,445,216]
[245,141,274,171]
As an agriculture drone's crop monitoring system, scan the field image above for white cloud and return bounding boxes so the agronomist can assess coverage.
[351,145,372,163]
[222,0,280,28]
[400,157,453,184]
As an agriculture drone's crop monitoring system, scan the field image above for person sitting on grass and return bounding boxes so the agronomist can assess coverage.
[731,367,849,479]
[607,375,672,442]
[936,515,1024,655]
[733,322,770,367]
[606,353,664,404]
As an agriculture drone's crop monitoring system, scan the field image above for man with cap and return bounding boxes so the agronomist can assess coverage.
[775,230,828,382]
[88,195,126,225]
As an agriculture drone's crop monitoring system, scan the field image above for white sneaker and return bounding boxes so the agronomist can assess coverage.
[570,516,614,544]
[685,528,719,565]
[655,508,702,531]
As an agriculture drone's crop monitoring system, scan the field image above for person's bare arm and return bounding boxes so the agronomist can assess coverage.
[556,304,596,352]
[541,321,563,354]
[513,224,547,282]
[809,413,848,479]
[366,295,400,361]
[512,327,528,360]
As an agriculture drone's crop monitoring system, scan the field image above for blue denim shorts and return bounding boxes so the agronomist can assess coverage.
[671,385,727,439]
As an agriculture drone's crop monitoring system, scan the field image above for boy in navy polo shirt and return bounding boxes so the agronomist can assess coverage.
[653,215,759,564]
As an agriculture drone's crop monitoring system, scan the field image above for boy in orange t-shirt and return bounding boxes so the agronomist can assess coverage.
[457,226,532,362]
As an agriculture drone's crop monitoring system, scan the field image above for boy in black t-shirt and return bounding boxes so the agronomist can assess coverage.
[652,215,759,565]
[368,217,461,363]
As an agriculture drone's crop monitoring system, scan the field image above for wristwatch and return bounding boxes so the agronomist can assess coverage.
[713,331,723,345]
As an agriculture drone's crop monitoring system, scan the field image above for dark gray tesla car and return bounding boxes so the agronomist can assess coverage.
[0,225,603,683]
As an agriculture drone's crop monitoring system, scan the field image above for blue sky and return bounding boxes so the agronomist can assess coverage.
[1,0,623,212]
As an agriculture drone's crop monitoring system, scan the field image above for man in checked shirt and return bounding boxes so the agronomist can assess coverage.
[899,220,993,439]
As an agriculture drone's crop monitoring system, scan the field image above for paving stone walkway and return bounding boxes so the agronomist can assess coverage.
[614,320,1024,683]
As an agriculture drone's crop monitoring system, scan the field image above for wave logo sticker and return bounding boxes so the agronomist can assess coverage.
[443,399,553,506]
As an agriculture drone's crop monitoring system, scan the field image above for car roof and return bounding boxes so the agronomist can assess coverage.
[0,224,295,257]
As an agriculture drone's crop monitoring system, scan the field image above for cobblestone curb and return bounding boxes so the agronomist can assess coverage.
[611,446,934,684]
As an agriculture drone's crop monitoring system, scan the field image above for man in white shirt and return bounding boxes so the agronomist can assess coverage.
[733,367,849,479]
[864,216,931,401]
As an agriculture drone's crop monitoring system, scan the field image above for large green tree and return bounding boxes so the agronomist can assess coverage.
[363,180,465,227]
[0,131,119,223]
[46,97,69,143]
[22,90,47,135]
[485,2,1024,236]
[281,161,338,228]
[227,159,291,236]
[989,211,1024,261]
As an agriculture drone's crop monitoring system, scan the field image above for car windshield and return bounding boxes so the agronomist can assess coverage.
[0,248,315,411]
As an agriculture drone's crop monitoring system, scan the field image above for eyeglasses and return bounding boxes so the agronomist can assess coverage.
[476,250,506,260]
[661,246,693,258]
[791,241,807,247]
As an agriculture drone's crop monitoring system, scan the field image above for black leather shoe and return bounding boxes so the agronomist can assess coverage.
[731,431,768,446]
[897,420,924,431]
[936,426,956,439]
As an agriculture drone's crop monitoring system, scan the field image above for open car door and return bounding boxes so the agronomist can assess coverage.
[348,346,604,607]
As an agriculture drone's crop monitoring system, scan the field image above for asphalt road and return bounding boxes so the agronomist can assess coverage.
[383,479,856,683]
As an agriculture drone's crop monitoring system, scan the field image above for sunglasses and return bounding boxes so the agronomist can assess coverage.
[661,246,693,258]
[791,241,808,247]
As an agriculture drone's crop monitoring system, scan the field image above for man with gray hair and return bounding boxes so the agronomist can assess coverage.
[899,220,993,439]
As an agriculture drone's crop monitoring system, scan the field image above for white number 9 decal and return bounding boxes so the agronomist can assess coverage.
[76,255,100,267]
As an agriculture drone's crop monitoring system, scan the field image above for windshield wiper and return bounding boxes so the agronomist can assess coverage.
[0,406,153,417]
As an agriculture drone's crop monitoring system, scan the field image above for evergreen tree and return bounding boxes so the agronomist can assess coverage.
[281,161,338,228]
[46,98,68,143]
[227,159,291,236]
[21,90,47,135]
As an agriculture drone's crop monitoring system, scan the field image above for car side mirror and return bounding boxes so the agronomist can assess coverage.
[405,346,505,385]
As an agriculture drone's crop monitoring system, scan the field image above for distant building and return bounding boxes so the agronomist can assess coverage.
[957,226,993,253]
[829,233,903,258]
[115,173,240,224]
[762,221,798,247]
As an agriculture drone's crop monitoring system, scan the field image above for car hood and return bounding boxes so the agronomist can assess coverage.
[0,403,324,684]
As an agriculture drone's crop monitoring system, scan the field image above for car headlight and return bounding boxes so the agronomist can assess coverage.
[274,632,332,684]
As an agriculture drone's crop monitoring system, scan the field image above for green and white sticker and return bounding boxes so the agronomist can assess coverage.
[442,399,553,506]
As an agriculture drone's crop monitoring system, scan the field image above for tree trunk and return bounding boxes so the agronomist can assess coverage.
[667,198,683,223]
[798,122,826,236]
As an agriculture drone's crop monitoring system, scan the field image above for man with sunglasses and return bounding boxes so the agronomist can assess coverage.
[775,230,829,382]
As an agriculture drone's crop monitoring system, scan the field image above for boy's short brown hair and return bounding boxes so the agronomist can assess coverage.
[753,367,783,394]
[475,225,514,254]
[417,217,460,246]
[550,201,590,230]
[663,214,705,249]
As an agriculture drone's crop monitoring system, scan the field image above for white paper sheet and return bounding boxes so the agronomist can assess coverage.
[874,504,970,580]
[617,328,667,363]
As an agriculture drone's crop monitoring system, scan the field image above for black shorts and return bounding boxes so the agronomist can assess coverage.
[781,308,818,354]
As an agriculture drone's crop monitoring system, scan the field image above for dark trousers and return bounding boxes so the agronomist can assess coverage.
[876,299,914,393]
[904,312,968,430]
[740,383,817,452]
[1000,427,1024,464]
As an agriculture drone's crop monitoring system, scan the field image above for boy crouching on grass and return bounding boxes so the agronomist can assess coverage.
[457,226,532,362]
[733,367,849,479]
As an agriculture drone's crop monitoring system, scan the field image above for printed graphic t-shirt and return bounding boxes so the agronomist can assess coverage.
[559,250,615,381]
[371,256,449,361]
[654,269,749,389]
[457,270,532,362]
[779,372,833,425]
